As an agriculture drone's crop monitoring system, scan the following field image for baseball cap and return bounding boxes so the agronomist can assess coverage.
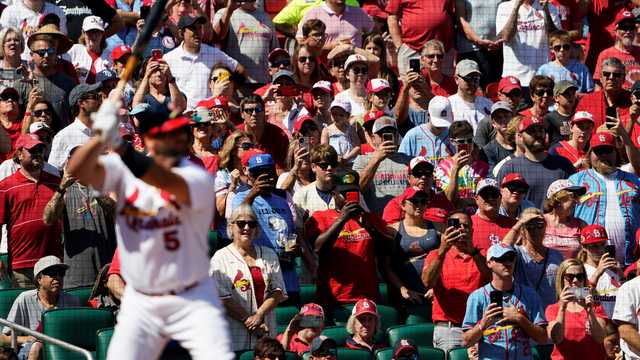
[476,178,500,195]
[39,13,61,28]
[129,103,152,116]
[491,101,512,115]
[455,59,481,77]
[191,106,214,123]
[312,80,332,94]
[141,115,192,136]
[363,110,384,128]
[518,116,544,133]
[272,70,295,83]
[268,48,289,63]
[352,298,378,317]
[330,98,351,114]
[428,96,453,128]
[554,80,578,97]
[33,255,69,278]
[571,111,595,125]
[372,116,397,134]
[15,133,44,150]
[616,9,636,27]
[581,224,609,245]
[409,156,435,173]
[501,173,529,189]
[367,78,391,94]
[344,54,367,70]
[241,149,265,167]
[310,336,337,354]
[197,96,229,110]
[29,121,52,134]
[247,153,275,171]
[82,15,105,32]
[546,179,587,199]
[299,303,324,318]
[487,242,516,260]
[68,82,102,107]
[590,132,616,149]
[333,169,359,193]
[178,15,206,29]
[96,69,117,84]
[393,339,418,359]
[498,76,521,93]
[424,207,449,223]
[293,115,316,133]
[398,187,429,203]
[111,45,132,62]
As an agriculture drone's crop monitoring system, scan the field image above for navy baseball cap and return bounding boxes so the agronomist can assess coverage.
[96,69,117,83]
[178,15,206,29]
[248,153,275,171]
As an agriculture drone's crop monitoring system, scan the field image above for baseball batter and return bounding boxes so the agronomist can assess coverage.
[67,96,232,360]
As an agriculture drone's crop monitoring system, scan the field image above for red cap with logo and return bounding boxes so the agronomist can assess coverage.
[615,9,635,26]
[501,173,529,188]
[15,133,44,150]
[352,298,378,317]
[300,303,324,318]
[363,110,385,127]
[498,76,522,93]
[581,224,609,245]
[590,132,616,149]
[518,116,544,133]
[112,45,132,62]
[197,96,229,110]
[366,79,391,94]
[424,207,449,223]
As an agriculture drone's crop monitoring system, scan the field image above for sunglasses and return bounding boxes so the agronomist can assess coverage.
[331,60,345,68]
[42,268,66,277]
[32,47,55,57]
[525,220,546,229]
[533,89,553,97]
[242,106,264,115]
[0,94,18,102]
[552,44,571,52]
[594,146,615,156]
[81,93,101,101]
[494,254,516,263]
[618,23,636,32]
[459,75,480,83]
[300,124,318,134]
[298,56,316,63]
[453,138,474,144]
[583,243,605,250]
[33,109,52,117]
[425,53,444,59]
[271,59,291,68]
[239,142,255,150]
[408,197,428,206]
[411,170,432,178]
[506,185,528,194]
[480,191,500,200]
[194,122,211,130]
[502,89,522,98]
[351,66,368,75]
[235,220,258,229]
[564,273,586,282]
[315,161,336,170]
[602,71,624,79]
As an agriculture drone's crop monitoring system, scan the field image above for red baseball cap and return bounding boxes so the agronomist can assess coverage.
[293,115,317,134]
[571,111,595,125]
[590,132,616,149]
[424,207,449,223]
[268,48,290,63]
[299,303,324,318]
[498,76,522,93]
[112,45,132,62]
[241,149,265,167]
[615,9,635,26]
[196,96,229,110]
[352,298,378,317]
[518,116,545,133]
[15,133,44,150]
[501,173,529,188]
[146,116,192,136]
[363,110,385,129]
[581,224,609,245]
[366,78,391,94]
[398,187,429,203]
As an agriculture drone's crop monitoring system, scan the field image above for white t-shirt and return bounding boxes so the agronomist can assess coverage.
[62,44,113,84]
[334,90,365,117]
[163,43,239,110]
[496,0,561,86]
[598,171,627,264]
[613,276,640,360]
[48,118,93,170]
[99,154,215,293]
[447,93,493,134]
[584,263,620,319]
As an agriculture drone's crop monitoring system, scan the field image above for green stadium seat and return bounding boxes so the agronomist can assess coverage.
[42,307,115,360]
[64,286,93,306]
[404,304,432,325]
[321,326,350,346]
[0,288,25,318]
[336,348,371,360]
[208,231,218,257]
[0,254,11,289]
[448,347,469,360]
[276,306,300,332]
[378,283,389,305]
[95,327,113,360]
[533,344,553,360]
[331,304,354,326]
[375,347,444,360]
[299,284,316,305]
[239,350,298,360]
[386,324,434,348]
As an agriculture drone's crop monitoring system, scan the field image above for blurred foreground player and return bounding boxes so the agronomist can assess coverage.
[66,92,232,360]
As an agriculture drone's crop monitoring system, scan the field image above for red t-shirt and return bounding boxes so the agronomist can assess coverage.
[0,170,62,269]
[431,76,457,97]
[545,303,608,360]
[237,123,290,171]
[108,248,120,276]
[385,0,454,51]
[305,209,383,304]
[276,333,311,355]
[575,90,632,139]
[594,46,640,89]
[1,120,22,161]
[550,141,587,171]
[199,155,219,175]
[471,214,517,251]
[424,247,487,324]
[382,191,453,224]
[250,266,266,308]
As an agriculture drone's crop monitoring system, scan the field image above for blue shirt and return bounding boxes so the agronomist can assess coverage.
[514,246,563,310]
[232,189,299,292]
[463,283,547,360]
[536,60,594,93]
[398,125,454,166]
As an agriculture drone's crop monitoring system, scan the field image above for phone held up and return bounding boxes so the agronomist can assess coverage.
[490,290,503,307]
[409,58,421,74]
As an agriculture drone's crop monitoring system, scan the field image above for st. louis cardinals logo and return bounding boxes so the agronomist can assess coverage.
[120,188,182,232]
[233,270,250,292]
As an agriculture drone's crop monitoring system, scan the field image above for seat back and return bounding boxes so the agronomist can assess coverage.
[299,284,316,305]
[375,347,444,360]
[404,304,432,325]
[0,288,25,318]
[95,327,114,360]
[239,351,298,360]
[376,305,401,333]
[276,306,300,334]
[43,308,115,360]
[336,348,371,360]
[321,326,350,346]
[63,286,92,306]
[386,324,435,347]
[448,347,469,360]
[533,344,553,360]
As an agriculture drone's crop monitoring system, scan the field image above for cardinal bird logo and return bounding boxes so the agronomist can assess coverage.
[233,270,250,292]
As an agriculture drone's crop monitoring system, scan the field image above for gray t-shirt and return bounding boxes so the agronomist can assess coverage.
[352,152,411,214]
[3,289,80,335]
[514,246,563,311]
[16,73,75,131]
[456,0,503,53]
[214,8,278,84]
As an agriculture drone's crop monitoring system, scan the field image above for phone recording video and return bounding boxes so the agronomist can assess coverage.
[382,133,394,143]
[490,290,503,307]
[447,218,460,229]
[409,58,421,74]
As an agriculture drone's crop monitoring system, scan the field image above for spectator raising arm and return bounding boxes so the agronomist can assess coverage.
[497,0,525,42]
[387,15,403,50]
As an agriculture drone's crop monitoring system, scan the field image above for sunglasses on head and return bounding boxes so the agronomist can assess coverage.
[425,53,444,59]
[564,272,586,281]
[533,88,553,97]
[298,56,316,63]
[235,220,258,229]
[239,142,254,150]
[552,44,572,52]
[271,59,291,68]
[33,47,55,57]
[33,109,52,117]
[351,66,368,75]
[242,106,264,115]
[602,71,624,79]
[525,219,546,229]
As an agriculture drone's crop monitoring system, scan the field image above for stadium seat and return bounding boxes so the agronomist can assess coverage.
[276,306,300,333]
[95,327,113,360]
[337,348,371,360]
[378,283,389,305]
[533,344,553,360]
[239,350,298,360]
[448,347,469,360]
[376,305,401,333]
[375,347,445,360]
[321,326,350,346]
[331,304,354,326]
[64,286,93,306]
[299,284,316,305]
[386,323,435,347]
[404,304,432,325]
[0,254,11,289]
[0,288,26,318]
[42,307,115,360]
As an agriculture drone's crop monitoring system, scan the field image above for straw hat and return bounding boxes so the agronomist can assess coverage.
[27,24,73,54]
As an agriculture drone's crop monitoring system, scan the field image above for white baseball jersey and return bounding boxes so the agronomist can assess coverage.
[99,153,214,294]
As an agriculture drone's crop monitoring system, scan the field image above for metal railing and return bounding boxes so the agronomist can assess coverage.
[0,317,93,360]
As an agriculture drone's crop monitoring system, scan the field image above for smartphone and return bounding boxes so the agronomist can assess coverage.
[447,218,460,228]
[298,136,310,152]
[605,245,616,259]
[605,107,617,129]
[457,143,473,154]
[409,58,421,74]
[151,48,163,61]
[569,287,590,300]
[299,315,322,328]
[345,191,359,204]
[382,133,394,143]
[277,85,301,97]
[489,290,503,307]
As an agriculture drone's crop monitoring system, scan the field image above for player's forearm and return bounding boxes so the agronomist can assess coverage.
[43,191,65,225]
[498,6,520,41]
[107,274,125,300]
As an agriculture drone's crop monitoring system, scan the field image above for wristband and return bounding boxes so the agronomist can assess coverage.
[24,111,31,117]
[120,143,154,178]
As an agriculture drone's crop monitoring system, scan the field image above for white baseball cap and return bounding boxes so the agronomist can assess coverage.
[330,98,351,113]
[428,96,453,128]
[82,16,105,32]
[344,54,367,70]
[33,256,69,278]
[29,121,52,134]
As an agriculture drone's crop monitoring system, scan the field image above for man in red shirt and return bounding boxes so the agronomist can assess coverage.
[594,10,640,90]
[305,169,390,306]
[422,210,491,354]
[0,134,62,288]
[278,303,325,355]
[471,178,517,251]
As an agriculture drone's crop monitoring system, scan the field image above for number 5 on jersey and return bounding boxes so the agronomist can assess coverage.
[164,230,180,251]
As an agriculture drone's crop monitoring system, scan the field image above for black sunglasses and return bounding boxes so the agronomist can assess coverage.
[594,146,615,156]
[502,89,522,98]
[480,191,501,200]
[459,74,480,83]
[0,94,18,102]
[271,59,291,68]
[331,60,345,68]
[33,109,52,117]
[564,273,586,282]
[425,53,444,59]
[235,220,258,229]
[552,44,571,52]
[298,56,316,63]
[315,161,336,170]
[494,254,516,263]
[351,66,368,75]
[602,71,624,79]
[239,142,255,150]
[32,47,55,57]
[408,197,428,206]
[301,124,318,134]
[411,170,432,178]
[242,106,264,115]
[506,185,528,194]
[525,220,546,229]
[453,137,474,144]
[42,268,66,277]
[533,89,553,97]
